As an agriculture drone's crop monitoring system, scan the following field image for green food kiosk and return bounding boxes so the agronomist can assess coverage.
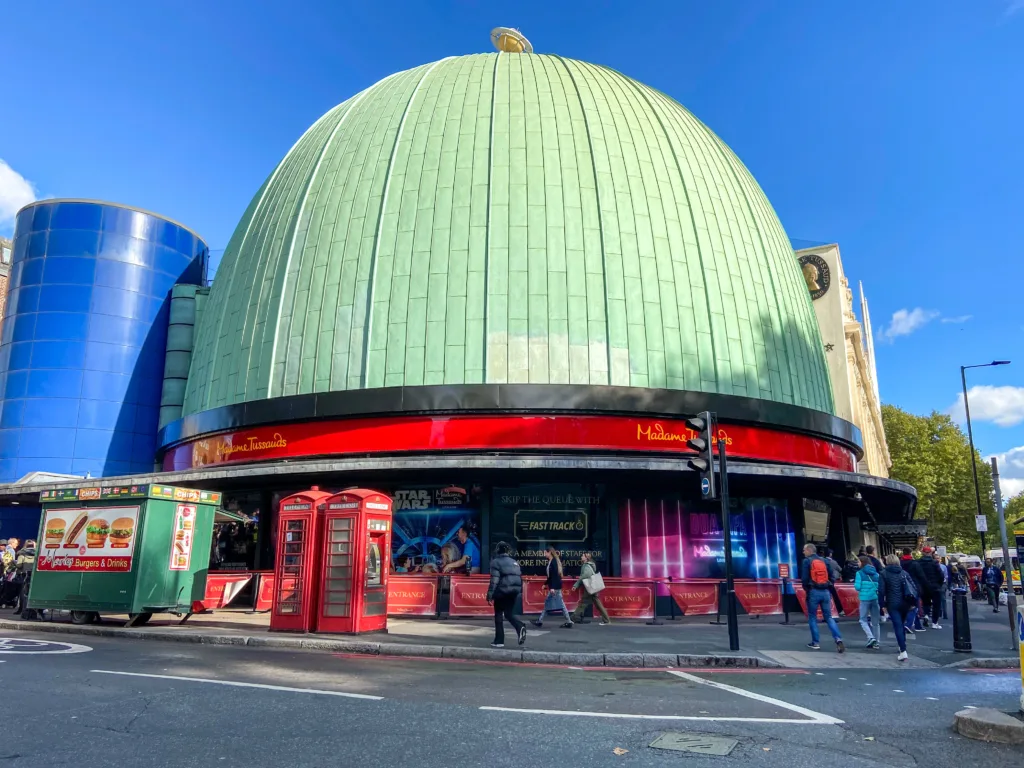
[29,483,220,626]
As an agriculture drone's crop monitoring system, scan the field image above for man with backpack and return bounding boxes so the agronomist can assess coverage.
[801,543,845,652]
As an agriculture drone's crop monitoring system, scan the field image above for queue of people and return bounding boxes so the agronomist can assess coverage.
[0,537,36,618]
[803,542,978,662]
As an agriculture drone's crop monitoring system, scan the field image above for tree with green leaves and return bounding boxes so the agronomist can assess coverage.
[1004,492,1024,529]
[882,404,997,554]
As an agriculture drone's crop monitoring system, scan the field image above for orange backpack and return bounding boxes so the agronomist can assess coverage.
[809,557,831,589]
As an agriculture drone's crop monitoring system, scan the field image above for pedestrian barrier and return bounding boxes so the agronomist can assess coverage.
[734,580,784,616]
[594,578,656,620]
[666,580,719,616]
[447,574,492,617]
[521,577,581,614]
[834,583,861,615]
[387,574,440,617]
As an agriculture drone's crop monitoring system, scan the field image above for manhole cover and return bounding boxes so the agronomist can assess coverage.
[650,732,738,756]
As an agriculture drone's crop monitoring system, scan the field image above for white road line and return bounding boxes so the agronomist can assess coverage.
[91,670,383,700]
[667,670,844,725]
[479,706,837,724]
[926,697,939,701]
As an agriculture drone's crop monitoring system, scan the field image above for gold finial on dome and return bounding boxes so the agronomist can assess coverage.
[491,27,533,53]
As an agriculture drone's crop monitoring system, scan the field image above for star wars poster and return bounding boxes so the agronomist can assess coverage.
[390,485,482,574]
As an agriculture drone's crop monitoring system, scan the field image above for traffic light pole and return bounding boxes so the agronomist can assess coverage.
[718,436,740,652]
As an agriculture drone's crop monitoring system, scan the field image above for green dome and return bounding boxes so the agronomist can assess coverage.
[184,53,832,415]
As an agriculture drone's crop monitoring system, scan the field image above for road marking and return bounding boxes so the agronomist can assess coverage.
[90,670,383,700]
[0,638,92,654]
[479,706,839,724]
[893,689,904,693]
[667,670,843,725]
[926,697,939,701]
[838,677,847,681]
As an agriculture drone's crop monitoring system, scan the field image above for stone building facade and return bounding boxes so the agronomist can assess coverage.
[796,243,890,477]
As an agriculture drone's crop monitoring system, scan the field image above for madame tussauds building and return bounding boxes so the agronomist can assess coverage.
[6,35,916,615]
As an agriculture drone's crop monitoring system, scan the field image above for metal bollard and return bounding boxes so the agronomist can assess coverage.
[953,589,972,653]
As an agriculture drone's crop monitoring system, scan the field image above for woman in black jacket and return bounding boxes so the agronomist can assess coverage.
[878,554,913,662]
[532,546,573,629]
[486,542,526,648]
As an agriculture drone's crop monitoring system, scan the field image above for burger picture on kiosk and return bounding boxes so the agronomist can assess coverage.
[109,517,135,548]
[44,518,65,549]
[86,518,110,548]
[63,513,88,548]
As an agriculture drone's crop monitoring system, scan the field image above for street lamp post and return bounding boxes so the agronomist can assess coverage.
[960,360,1011,555]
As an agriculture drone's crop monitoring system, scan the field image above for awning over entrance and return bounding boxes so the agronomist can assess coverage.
[0,453,916,522]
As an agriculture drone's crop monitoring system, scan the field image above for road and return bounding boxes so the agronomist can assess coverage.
[0,629,1019,767]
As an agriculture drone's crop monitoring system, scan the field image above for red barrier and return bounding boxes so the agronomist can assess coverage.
[522,577,581,614]
[793,585,834,619]
[448,574,493,617]
[667,581,719,615]
[834,583,861,615]
[193,573,253,612]
[597,578,656,620]
[255,572,274,611]
[388,574,439,616]
[734,581,783,615]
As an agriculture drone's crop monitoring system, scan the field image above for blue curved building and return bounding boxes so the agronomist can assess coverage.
[0,200,207,481]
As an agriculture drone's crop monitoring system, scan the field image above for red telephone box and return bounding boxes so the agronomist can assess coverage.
[315,489,393,634]
[269,486,332,633]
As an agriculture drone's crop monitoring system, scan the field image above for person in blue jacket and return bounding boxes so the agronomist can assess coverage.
[854,555,881,648]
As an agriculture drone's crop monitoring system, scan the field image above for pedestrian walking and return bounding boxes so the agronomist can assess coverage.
[854,555,881,648]
[864,545,883,573]
[13,539,35,617]
[879,554,917,662]
[843,551,860,583]
[917,547,944,629]
[901,549,927,631]
[801,544,845,652]
[938,557,949,620]
[533,546,573,629]
[486,541,526,648]
[570,552,611,625]
[981,558,1003,613]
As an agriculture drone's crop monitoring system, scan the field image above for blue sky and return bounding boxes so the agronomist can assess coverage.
[3,1,1023,492]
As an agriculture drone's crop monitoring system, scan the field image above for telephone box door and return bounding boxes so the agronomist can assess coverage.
[269,488,331,633]
[361,517,392,632]
[317,490,392,634]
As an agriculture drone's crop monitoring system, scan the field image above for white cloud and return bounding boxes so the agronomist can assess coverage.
[949,386,1024,427]
[0,159,37,230]
[879,307,939,342]
[987,446,1024,501]
[940,314,973,324]
[1006,0,1024,17]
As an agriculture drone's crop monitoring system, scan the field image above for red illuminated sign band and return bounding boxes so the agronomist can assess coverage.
[164,414,855,472]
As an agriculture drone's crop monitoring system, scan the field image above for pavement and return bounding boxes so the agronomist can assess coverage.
[0,597,1019,670]
[0,628,1020,767]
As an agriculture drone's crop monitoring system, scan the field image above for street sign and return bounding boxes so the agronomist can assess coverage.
[778,563,791,579]
[976,515,988,533]
[700,477,711,497]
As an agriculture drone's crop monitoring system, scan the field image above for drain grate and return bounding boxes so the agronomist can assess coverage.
[649,732,738,756]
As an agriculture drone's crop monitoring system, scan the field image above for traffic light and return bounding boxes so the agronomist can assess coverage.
[685,411,716,499]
